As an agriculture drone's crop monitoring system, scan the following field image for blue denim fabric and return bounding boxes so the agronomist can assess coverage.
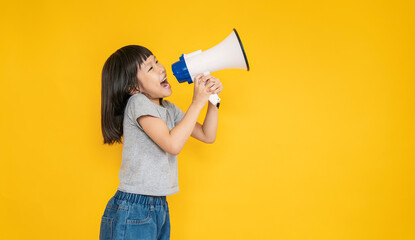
[99,190,170,240]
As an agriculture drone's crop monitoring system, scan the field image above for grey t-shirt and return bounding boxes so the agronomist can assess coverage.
[117,93,185,196]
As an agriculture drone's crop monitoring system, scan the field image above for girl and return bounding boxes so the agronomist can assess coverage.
[99,45,223,240]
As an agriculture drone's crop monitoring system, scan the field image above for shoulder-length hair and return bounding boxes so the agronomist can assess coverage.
[101,45,153,145]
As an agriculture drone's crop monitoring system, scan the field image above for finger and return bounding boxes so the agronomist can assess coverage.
[206,82,216,90]
[205,77,218,85]
[212,86,220,94]
[209,83,218,90]
[209,87,218,94]
[213,85,222,94]
[207,78,220,88]
[207,85,218,94]
[197,73,206,84]
[202,74,214,83]
[205,78,216,85]
[199,76,207,86]
[201,77,210,87]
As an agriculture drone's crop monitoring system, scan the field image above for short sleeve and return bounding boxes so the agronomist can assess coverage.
[166,100,185,126]
[129,94,160,130]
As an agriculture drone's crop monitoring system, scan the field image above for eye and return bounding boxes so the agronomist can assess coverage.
[147,60,159,72]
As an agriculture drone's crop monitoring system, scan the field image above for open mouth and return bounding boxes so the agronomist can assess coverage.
[160,76,170,88]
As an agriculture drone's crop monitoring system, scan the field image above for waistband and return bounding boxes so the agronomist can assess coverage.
[114,190,167,206]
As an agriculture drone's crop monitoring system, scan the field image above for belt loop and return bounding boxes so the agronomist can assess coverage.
[150,197,154,211]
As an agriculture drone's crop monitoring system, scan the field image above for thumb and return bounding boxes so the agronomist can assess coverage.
[194,73,203,86]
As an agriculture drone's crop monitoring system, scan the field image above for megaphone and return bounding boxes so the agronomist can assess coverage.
[172,28,250,108]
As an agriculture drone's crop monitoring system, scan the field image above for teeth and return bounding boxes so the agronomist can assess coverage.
[160,76,167,83]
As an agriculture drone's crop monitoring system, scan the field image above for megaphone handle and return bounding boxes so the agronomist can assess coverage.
[209,94,221,109]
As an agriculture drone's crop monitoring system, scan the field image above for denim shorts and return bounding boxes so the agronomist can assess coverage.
[99,190,170,240]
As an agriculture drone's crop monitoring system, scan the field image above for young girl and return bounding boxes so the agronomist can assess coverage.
[99,45,223,240]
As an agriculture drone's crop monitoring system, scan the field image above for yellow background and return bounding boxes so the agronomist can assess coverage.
[1,0,414,239]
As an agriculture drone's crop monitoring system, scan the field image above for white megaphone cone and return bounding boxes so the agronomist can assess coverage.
[172,28,250,108]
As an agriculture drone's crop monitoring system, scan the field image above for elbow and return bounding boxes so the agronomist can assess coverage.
[168,149,180,156]
[170,143,182,156]
[169,148,180,156]
[205,137,216,144]
[173,150,181,156]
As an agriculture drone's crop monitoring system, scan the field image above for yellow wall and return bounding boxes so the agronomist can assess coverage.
[1,0,414,239]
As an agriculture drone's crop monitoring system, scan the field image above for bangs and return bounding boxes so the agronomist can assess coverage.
[136,50,153,70]
[117,45,153,73]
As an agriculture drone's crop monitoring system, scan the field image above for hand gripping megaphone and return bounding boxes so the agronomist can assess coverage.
[171,28,250,108]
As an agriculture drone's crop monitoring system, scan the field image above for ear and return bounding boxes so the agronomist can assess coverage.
[129,90,138,95]
[127,85,140,95]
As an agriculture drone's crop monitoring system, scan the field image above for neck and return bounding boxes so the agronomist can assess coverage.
[149,98,162,106]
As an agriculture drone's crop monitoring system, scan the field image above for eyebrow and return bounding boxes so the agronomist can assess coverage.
[145,56,157,66]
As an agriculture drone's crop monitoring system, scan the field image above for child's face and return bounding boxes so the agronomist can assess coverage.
[134,55,172,102]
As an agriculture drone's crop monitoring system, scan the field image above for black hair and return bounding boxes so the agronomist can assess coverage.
[101,45,154,145]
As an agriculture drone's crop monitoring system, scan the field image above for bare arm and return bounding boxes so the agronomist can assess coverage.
[137,101,204,155]
[197,76,222,143]
[190,101,218,143]
[137,73,221,155]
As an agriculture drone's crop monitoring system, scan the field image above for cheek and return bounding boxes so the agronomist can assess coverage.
[140,76,159,90]
[149,73,161,84]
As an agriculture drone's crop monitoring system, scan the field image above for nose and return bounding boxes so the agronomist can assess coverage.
[157,64,166,75]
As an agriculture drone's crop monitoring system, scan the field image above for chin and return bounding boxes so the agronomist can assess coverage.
[164,89,173,96]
